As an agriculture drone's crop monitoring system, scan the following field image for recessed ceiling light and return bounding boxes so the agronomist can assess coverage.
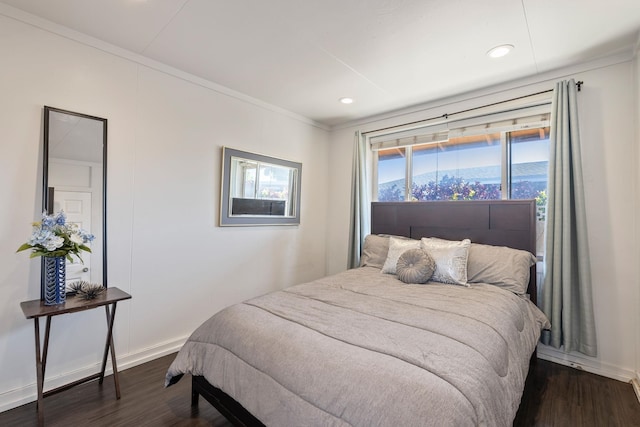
[339,97,354,104]
[487,44,514,58]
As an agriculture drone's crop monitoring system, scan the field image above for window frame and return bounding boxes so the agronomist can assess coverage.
[370,104,551,203]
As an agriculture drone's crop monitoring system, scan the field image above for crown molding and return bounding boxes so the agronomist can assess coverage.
[0,3,330,132]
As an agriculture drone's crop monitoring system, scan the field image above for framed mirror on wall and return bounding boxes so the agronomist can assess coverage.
[43,106,107,297]
[220,147,302,226]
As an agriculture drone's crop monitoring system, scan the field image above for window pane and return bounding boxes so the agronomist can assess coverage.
[258,164,290,200]
[411,134,502,200]
[377,147,406,201]
[509,127,549,207]
[243,164,257,198]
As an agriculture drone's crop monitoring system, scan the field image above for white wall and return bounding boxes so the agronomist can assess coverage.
[0,14,329,411]
[328,57,639,382]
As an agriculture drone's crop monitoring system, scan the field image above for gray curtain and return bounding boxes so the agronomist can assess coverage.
[541,79,597,357]
[348,131,370,269]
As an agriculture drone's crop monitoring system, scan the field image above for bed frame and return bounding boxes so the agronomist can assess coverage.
[191,199,538,426]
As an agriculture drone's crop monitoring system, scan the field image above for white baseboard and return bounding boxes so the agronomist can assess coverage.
[0,335,188,414]
[633,374,640,404]
[537,345,636,382]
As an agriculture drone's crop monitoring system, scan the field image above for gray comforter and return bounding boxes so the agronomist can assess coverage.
[166,267,550,427]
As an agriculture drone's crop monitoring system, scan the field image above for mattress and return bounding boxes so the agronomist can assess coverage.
[166,266,550,426]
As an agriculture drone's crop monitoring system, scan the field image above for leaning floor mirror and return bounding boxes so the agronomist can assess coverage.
[42,106,108,297]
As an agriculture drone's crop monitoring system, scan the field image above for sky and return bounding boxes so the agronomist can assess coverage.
[379,139,549,184]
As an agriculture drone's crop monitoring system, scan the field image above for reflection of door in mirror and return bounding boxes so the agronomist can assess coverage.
[44,106,107,291]
[53,191,93,284]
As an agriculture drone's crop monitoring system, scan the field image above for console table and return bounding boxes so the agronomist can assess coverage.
[20,287,131,425]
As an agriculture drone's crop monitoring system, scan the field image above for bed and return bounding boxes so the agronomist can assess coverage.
[165,200,550,426]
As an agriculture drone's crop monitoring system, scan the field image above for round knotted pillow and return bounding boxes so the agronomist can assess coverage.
[396,248,436,284]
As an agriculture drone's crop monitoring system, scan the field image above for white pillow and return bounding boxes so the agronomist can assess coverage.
[420,237,471,286]
[381,237,421,274]
[359,234,413,269]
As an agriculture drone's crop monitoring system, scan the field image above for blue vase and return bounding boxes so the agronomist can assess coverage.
[44,256,66,305]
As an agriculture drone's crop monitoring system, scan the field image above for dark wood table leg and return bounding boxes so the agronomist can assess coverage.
[41,316,52,380]
[33,318,44,426]
[99,303,121,399]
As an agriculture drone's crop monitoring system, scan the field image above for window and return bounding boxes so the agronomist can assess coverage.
[410,133,503,200]
[372,107,550,204]
[509,128,549,201]
[377,147,406,201]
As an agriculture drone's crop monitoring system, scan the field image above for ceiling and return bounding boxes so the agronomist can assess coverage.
[2,0,639,127]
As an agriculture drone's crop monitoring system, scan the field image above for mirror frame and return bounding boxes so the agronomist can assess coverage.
[42,106,108,297]
[220,147,302,226]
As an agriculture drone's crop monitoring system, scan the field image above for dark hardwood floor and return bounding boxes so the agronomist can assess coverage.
[514,359,640,427]
[1,353,638,426]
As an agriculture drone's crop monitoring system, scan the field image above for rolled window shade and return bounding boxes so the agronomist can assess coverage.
[369,93,552,150]
[447,106,551,139]
[370,124,448,151]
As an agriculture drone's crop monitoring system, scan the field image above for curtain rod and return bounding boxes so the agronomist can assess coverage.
[362,81,583,136]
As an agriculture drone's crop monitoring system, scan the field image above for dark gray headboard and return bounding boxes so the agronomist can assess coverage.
[371,200,537,303]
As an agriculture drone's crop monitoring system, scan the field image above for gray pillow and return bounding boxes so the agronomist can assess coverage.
[360,235,390,268]
[466,243,536,294]
[360,234,413,269]
[396,249,436,284]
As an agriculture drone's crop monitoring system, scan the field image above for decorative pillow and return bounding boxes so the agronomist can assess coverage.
[396,249,436,284]
[381,237,421,274]
[360,234,413,269]
[467,243,537,294]
[420,237,471,286]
